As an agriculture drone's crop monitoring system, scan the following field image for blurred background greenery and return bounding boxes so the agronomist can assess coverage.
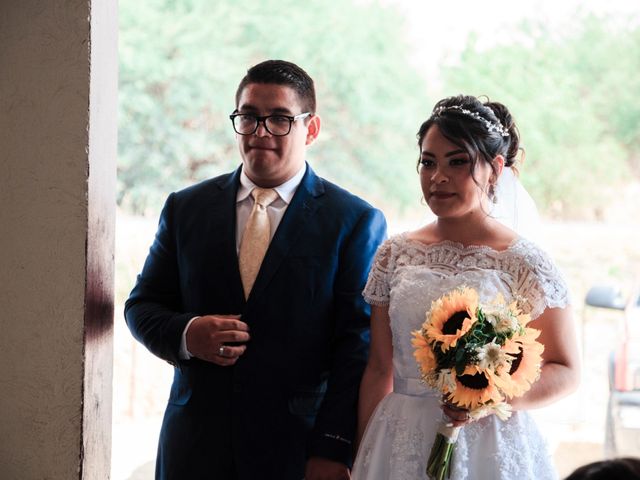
[113,1,640,478]
[118,0,640,220]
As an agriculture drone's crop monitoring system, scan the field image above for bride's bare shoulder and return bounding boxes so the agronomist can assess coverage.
[404,224,439,245]
[403,221,519,251]
[490,221,520,251]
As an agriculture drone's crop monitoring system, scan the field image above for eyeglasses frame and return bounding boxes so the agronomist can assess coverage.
[229,111,312,136]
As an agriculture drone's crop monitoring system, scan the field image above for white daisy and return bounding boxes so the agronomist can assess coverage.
[476,341,509,371]
[435,368,457,393]
[470,402,512,421]
[494,313,519,334]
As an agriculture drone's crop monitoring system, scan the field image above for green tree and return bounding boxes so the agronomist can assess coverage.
[119,0,429,216]
[438,13,640,218]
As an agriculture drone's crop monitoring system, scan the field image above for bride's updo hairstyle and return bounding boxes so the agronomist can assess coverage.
[416,95,521,192]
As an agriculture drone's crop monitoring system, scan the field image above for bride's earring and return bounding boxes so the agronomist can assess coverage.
[488,183,497,204]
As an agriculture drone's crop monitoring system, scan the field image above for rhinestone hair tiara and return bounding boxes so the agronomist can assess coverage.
[432,105,510,137]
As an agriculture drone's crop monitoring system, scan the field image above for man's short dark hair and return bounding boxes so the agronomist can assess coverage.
[235,60,316,114]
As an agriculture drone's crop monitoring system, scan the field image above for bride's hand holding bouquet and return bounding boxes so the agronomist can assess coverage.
[411,286,544,480]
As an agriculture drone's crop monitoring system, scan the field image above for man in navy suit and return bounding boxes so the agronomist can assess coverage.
[125,60,387,480]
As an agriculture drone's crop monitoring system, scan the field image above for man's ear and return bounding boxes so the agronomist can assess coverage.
[305,115,321,145]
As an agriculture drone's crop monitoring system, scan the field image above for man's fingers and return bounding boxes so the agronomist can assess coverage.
[187,315,250,366]
[217,330,250,343]
[202,344,246,366]
[212,355,239,367]
[218,344,247,358]
[216,317,249,331]
[204,344,246,366]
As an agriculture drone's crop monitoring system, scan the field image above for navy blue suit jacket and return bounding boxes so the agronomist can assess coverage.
[125,164,387,480]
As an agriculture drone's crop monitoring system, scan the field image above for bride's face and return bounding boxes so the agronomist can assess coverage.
[419,125,495,220]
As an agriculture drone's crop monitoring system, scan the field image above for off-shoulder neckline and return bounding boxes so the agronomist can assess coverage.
[397,232,526,254]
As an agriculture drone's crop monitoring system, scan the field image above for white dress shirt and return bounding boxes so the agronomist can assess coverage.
[234,165,306,251]
[179,165,306,359]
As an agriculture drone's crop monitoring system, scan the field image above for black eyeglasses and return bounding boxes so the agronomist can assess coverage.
[229,112,311,136]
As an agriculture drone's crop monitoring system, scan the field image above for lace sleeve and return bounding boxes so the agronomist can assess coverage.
[512,239,571,319]
[362,238,395,306]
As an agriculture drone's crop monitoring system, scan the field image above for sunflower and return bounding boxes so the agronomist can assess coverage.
[447,365,503,410]
[425,286,478,352]
[499,328,544,397]
[412,330,437,375]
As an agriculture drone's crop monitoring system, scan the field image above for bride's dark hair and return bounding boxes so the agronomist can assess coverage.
[416,95,522,188]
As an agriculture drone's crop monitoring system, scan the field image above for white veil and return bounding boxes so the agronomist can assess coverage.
[491,167,544,244]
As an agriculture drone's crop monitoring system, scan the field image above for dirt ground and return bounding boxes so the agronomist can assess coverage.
[112,216,640,479]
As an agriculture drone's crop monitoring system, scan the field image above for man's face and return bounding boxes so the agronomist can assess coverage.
[235,83,320,188]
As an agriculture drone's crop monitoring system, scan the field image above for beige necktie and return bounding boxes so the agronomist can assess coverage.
[238,187,279,298]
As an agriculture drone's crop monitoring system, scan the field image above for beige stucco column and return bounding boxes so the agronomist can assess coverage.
[0,1,117,479]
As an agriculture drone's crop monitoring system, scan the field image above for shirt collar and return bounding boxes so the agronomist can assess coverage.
[237,164,306,205]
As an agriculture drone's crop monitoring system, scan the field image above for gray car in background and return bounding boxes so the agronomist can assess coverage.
[585,281,640,457]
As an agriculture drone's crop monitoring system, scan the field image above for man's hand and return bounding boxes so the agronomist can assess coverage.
[304,457,350,480]
[185,314,250,366]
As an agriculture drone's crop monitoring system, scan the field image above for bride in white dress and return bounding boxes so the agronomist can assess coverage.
[352,95,581,480]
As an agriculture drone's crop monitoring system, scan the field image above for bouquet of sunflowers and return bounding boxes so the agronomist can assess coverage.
[411,286,544,480]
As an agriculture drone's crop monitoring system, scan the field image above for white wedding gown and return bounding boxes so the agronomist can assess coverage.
[352,234,569,480]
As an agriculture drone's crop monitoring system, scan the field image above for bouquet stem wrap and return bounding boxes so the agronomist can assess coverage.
[426,423,460,480]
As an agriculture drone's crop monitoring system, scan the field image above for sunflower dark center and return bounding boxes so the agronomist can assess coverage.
[443,311,469,334]
[508,346,524,375]
[457,372,489,390]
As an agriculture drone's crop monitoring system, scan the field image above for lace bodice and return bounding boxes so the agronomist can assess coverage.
[363,233,570,384]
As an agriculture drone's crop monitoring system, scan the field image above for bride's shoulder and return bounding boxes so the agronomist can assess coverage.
[371,229,431,268]
[508,237,562,274]
[489,221,519,251]
[508,237,571,311]
[510,236,551,259]
[376,227,428,248]
[402,225,440,246]
[373,232,409,259]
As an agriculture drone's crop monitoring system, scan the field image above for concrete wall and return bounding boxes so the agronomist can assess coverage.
[0,1,117,478]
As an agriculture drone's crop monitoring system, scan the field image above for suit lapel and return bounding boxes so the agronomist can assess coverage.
[246,164,324,304]
[207,166,245,306]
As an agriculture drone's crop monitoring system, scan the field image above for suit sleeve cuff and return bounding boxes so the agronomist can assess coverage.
[178,316,199,360]
[308,432,354,468]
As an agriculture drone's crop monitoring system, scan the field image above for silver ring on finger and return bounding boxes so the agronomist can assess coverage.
[218,345,226,357]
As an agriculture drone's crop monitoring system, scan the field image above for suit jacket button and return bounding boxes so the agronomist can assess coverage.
[233,383,242,393]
